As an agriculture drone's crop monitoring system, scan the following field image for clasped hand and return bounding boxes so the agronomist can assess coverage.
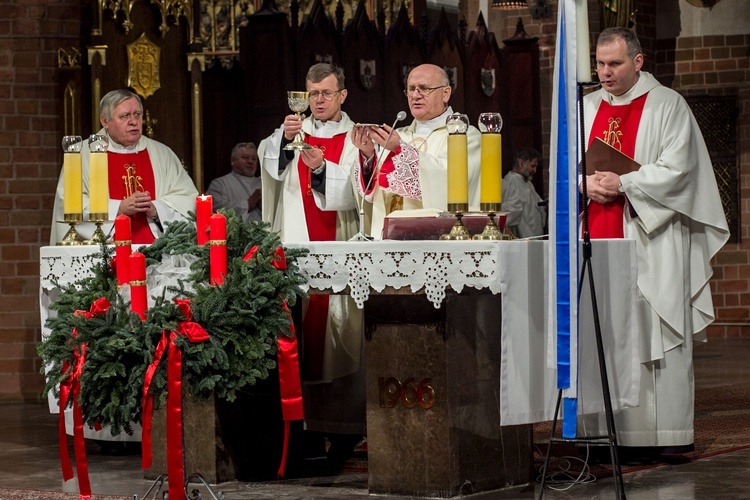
[585,171,621,204]
[119,191,156,218]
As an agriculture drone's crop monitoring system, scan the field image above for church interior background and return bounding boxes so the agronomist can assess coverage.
[0,0,748,486]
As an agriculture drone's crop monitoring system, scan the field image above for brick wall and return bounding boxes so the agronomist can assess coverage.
[655,33,750,336]
[0,0,82,400]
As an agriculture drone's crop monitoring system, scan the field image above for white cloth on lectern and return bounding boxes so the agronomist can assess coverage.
[499,239,640,425]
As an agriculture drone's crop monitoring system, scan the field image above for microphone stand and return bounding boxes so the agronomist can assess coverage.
[350,112,407,241]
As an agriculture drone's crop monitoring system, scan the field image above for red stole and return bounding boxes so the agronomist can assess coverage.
[107,150,157,244]
[297,133,346,381]
[298,134,345,242]
[587,93,647,238]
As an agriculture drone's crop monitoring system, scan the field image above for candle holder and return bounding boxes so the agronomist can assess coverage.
[57,213,85,246]
[440,207,471,240]
[441,114,470,240]
[473,206,508,241]
[85,134,110,245]
[475,113,505,240]
[58,136,85,246]
[85,213,111,245]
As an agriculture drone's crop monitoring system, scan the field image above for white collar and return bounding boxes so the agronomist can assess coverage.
[102,130,145,153]
[414,107,453,136]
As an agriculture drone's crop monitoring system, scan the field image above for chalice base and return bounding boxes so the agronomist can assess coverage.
[283,139,312,151]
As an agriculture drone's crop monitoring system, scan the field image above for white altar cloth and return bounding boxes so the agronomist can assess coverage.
[40,239,639,428]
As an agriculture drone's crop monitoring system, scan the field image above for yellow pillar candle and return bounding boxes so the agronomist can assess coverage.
[480,133,502,205]
[63,152,82,215]
[446,113,470,209]
[447,134,468,206]
[88,151,109,215]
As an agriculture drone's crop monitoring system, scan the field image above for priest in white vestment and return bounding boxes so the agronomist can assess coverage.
[351,64,481,239]
[206,142,262,222]
[579,28,729,460]
[50,89,198,245]
[502,148,546,238]
[258,63,365,467]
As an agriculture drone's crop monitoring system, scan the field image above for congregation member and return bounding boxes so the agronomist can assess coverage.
[206,142,262,222]
[579,27,729,463]
[351,63,482,239]
[502,148,546,238]
[50,89,198,245]
[258,63,364,469]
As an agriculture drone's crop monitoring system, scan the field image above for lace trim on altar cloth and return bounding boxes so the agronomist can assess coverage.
[289,241,501,308]
[39,242,504,310]
[385,141,422,200]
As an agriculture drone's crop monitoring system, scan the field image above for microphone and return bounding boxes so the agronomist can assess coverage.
[351,110,407,241]
[363,110,407,195]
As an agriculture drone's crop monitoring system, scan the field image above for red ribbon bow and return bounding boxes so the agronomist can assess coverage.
[58,297,110,500]
[243,246,303,477]
[141,299,209,500]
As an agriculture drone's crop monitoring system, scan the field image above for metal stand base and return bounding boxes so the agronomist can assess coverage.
[136,472,224,500]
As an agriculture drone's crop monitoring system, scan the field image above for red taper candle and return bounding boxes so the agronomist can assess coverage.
[209,213,227,286]
[129,252,147,320]
[196,194,212,245]
[114,215,132,286]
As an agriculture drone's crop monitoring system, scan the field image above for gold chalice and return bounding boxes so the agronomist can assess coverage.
[284,91,312,150]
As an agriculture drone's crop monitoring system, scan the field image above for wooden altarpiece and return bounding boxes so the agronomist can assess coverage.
[56,0,542,192]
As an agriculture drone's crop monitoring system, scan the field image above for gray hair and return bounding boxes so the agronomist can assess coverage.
[597,27,643,60]
[231,142,257,160]
[99,89,143,121]
[306,63,345,90]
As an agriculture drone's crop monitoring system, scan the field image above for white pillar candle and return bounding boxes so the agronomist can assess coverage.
[576,0,591,83]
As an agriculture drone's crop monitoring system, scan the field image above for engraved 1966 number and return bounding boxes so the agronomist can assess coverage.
[378,377,435,409]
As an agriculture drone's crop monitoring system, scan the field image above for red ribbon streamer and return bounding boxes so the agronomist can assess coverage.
[141,299,209,500]
[243,246,304,477]
[58,298,110,499]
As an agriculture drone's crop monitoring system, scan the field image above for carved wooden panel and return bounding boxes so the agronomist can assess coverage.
[89,0,194,174]
[500,22,542,193]
[382,6,424,122]
[64,0,542,193]
[342,3,387,125]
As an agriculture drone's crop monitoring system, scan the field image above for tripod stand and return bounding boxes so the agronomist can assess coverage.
[537,82,626,500]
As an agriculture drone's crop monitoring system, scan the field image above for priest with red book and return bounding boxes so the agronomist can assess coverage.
[580,27,728,463]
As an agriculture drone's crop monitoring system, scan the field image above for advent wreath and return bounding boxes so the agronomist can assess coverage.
[38,211,308,437]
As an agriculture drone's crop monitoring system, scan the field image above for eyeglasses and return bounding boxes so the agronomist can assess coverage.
[116,111,143,122]
[308,90,342,101]
[403,86,447,97]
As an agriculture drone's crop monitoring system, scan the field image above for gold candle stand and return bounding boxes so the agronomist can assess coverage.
[57,213,85,246]
[86,212,111,245]
[473,203,506,240]
[440,203,471,240]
